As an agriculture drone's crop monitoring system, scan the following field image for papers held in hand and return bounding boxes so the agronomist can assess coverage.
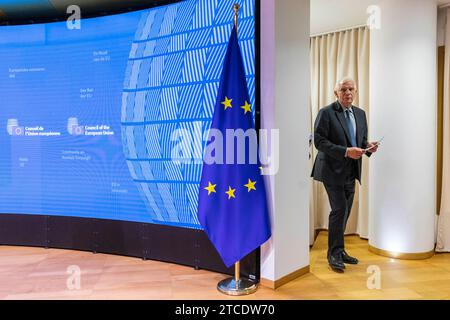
[365,137,384,153]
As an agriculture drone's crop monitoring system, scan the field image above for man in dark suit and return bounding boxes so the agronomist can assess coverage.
[311,77,379,273]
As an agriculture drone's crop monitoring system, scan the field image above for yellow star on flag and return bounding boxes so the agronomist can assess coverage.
[221,97,233,110]
[244,179,257,192]
[225,186,236,200]
[241,101,252,114]
[204,182,217,196]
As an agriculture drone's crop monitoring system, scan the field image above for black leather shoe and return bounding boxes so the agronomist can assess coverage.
[328,255,345,272]
[341,251,359,265]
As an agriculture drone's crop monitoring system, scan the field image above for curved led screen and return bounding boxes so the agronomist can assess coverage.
[0,0,256,230]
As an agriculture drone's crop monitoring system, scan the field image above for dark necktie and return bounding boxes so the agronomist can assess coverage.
[345,109,357,147]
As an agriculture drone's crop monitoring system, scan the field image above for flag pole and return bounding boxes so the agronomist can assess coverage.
[217,4,258,296]
[233,3,239,35]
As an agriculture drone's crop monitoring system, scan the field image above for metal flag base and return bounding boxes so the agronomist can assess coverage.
[217,278,258,296]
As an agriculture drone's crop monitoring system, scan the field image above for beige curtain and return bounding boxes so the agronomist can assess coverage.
[437,9,450,252]
[309,26,370,245]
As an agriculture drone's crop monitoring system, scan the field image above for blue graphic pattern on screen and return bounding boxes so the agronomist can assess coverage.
[0,0,255,229]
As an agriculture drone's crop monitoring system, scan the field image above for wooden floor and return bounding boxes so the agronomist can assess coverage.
[1,231,450,300]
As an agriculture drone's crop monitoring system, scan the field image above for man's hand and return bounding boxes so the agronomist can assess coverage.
[346,147,365,160]
[366,142,379,153]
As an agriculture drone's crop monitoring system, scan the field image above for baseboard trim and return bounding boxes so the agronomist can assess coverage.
[260,265,310,290]
[369,244,435,260]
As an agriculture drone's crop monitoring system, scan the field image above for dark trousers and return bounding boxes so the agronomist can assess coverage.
[324,161,357,259]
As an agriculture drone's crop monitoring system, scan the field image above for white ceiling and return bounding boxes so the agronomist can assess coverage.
[311,0,450,35]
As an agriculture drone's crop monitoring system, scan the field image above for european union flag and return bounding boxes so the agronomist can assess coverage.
[197,26,272,268]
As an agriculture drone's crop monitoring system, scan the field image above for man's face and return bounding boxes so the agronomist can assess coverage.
[335,81,357,108]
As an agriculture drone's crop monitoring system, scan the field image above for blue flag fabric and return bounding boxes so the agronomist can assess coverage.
[197,27,272,268]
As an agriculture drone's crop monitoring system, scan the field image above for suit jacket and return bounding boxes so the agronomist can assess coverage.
[311,101,370,185]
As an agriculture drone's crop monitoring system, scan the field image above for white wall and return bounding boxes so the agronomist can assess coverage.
[311,0,377,35]
[369,0,437,255]
[260,0,311,282]
[312,0,447,42]
[438,8,447,46]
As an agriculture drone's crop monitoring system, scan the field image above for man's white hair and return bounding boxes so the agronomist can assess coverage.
[334,77,357,92]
